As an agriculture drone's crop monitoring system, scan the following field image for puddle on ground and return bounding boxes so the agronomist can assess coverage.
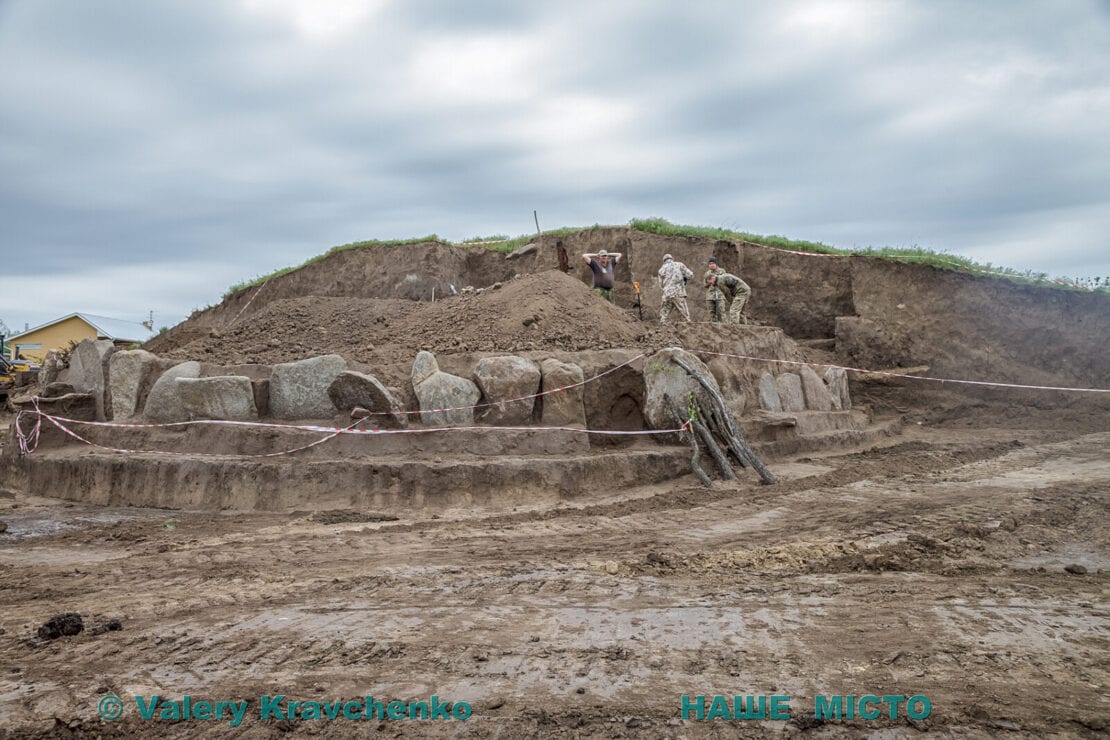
[0,510,140,541]
[0,516,78,540]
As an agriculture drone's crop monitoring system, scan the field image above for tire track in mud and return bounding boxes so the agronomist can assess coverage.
[2,430,1107,738]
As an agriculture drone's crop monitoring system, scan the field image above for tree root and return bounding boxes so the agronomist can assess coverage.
[665,398,712,487]
[672,355,777,485]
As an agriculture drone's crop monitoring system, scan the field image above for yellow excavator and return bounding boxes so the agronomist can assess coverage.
[0,355,38,410]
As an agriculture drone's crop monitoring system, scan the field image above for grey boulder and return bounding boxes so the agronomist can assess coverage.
[270,354,347,420]
[539,358,586,427]
[143,361,202,423]
[774,372,805,412]
[411,351,480,426]
[328,371,407,428]
[757,371,783,412]
[177,376,258,421]
[799,365,834,412]
[474,355,541,425]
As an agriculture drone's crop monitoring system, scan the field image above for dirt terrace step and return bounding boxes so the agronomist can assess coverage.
[15,447,694,511]
[27,422,598,458]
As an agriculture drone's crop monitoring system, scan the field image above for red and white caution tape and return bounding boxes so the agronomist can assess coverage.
[14,406,42,455]
[226,278,271,328]
[692,349,1110,394]
[13,352,649,436]
[327,351,647,420]
[15,354,687,459]
[28,409,688,460]
[739,240,840,259]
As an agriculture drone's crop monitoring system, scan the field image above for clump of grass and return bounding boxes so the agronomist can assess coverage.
[630,217,1102,293]
[630,217,839,255]
[461,225,610,254]
[460,234,510,243]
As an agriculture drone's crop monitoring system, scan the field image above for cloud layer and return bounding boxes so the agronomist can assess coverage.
[2,0,1108,330]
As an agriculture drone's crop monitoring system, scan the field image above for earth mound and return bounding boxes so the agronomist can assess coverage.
[158,271,655,366]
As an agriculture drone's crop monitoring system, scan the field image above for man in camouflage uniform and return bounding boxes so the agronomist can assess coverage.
[657,253,694,324]
[705,271,752,325]
[704,256,728,322]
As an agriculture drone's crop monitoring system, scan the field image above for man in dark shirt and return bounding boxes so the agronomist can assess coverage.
[581,249,622,303]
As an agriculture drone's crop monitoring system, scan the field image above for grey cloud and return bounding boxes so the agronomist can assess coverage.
[2,0,1108,332]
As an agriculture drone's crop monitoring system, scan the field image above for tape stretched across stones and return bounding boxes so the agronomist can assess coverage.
[30,409,689,460]
[46,351,649,429]
[693,349,1110,394]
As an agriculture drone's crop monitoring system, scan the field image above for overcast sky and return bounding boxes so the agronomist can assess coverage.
[2,0,1108,333]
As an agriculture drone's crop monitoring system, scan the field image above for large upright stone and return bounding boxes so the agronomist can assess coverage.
[642,348,719,429]
[65,345,86,389]
[270,354,347,420]
[411,351,439,386]
[40,350,61,387]
[539,358,586,427]
[109,349,161,420]
[757,371,782,412]
[328,371,406,427]
[824,367,851,411]
[474,355,541,425]
[411,352,480,426]
[177,376,258,421]
[774,372,805,412]
[71,339,117,420]
[144,361,202,423]
[799,365,834,411]
[68,339,113,392]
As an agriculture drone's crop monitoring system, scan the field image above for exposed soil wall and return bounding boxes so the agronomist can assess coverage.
[845,258,1110,387]
[147,228,1108,396]
[10,446,690,511]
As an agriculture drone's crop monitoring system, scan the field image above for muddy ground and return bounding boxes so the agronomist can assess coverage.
[1,404,1107,739]
[3,231,1108,737]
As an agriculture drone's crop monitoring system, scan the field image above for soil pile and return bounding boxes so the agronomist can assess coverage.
[160,271,655,365]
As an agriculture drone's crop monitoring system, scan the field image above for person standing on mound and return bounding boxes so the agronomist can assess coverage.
[582,249,622,303]
[658,254,694,323]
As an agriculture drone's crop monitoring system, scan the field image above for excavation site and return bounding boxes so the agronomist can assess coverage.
[1,227,1108,738]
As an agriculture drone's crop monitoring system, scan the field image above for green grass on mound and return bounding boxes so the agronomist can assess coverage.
[629,218,1103,293]
[223,219,1105,299]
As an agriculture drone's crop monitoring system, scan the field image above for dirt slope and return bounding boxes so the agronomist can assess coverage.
[149,228,1110,398]
[155,271,660,366]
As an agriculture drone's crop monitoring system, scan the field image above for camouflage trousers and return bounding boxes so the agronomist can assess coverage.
[726,280,752,324]
[660,295,691,323]
[705,298,731,322]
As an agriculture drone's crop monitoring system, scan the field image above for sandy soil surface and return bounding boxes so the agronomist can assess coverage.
[1,420,1106,738]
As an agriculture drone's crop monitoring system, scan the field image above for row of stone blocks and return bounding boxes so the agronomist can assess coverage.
[756,365,851,412]
[45,339,587,427]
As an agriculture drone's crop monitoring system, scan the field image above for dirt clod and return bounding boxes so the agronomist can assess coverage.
[88,619,123,636]
[309,510,400,525]
[36,613,83,640]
